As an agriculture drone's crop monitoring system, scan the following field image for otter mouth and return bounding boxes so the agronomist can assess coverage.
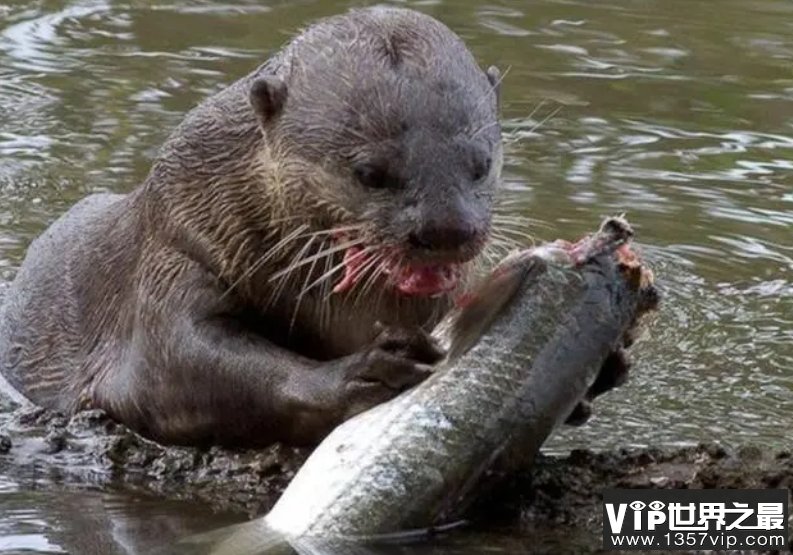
[333,245,464,297]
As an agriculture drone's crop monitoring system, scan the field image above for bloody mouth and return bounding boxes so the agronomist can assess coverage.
[332,245,463,297]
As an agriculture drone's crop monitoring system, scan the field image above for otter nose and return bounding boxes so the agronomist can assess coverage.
[409,223,477,251]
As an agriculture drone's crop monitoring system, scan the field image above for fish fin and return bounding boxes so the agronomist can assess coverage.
[288,537,380,555]
[172,519,466,555]
[358,520,468,544]
[173,519,380,555]
[289,522,467,555]
[172,518,290,555]
[444,255,547,360]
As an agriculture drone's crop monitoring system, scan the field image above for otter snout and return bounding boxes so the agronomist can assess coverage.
[403,193,491,265]
[408,222,478,252]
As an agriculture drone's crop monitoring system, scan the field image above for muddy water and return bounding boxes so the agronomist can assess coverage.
[0,0,791,552]
[0,476,242,554]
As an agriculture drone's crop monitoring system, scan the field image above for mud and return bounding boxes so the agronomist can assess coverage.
[507,445,793,553]
[1,390,790,553]
[0,400,310,517]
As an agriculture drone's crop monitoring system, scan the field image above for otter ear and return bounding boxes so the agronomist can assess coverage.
[250,76,288,123]
[485,65,501,107]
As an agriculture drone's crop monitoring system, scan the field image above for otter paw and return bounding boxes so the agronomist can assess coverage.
[353,349,433,392]
[588,348,631,399]
[371,322,445,365]
[564,349,631,427]
[564,400,593,427]
[339,327,441,419]
[342,352,433,419]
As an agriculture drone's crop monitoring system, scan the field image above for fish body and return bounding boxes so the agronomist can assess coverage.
[194,218,653,554]
[264,218,648,538]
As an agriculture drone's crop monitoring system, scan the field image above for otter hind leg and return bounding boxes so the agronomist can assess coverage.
[0,193,128,411]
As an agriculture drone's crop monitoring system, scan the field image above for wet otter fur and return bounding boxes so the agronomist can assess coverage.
[0,7,625,447]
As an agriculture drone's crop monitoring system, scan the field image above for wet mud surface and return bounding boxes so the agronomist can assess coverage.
[1,394,791,554]
[512,445,793,553]
[0,401,309,517]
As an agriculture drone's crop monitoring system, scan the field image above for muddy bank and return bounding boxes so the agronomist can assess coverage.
[1,397,790,543]
[0,401,309,517]
[509,444,793,553]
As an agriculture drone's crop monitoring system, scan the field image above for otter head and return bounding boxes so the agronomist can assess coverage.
[249,7,502,297]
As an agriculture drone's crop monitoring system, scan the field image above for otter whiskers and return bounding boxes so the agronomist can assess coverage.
[268,234,322,310]
[268,226,368,311]
[289,236,331,329]
[220,223,311,301]
[350,251,390,307]
[305,245,377,299]
[490,219,537,246]
[268,236,366,283]
[470,64,511,116]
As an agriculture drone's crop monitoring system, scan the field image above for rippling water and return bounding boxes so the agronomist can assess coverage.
[0,474,240,554]
[1,0,792,552]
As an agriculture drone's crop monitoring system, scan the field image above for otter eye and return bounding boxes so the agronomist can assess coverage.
[472,154,492,182]
[354,163,399,189]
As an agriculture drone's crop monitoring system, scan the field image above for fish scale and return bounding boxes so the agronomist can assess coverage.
[203,218,653,554]
[267,260,616,535]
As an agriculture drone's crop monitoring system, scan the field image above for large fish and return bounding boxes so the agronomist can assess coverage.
[183,217,656,555]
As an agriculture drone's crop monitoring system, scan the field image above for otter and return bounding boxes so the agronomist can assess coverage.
[0,7,625,447]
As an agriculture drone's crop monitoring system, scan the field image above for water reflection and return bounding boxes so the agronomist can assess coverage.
[0,476,240,554]
[0,472,589,554]
[168,524,595,555]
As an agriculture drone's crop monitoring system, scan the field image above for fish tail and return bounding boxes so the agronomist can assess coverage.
[172,518,466,555]
[173,519,379,555]
[172,518,290,555]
